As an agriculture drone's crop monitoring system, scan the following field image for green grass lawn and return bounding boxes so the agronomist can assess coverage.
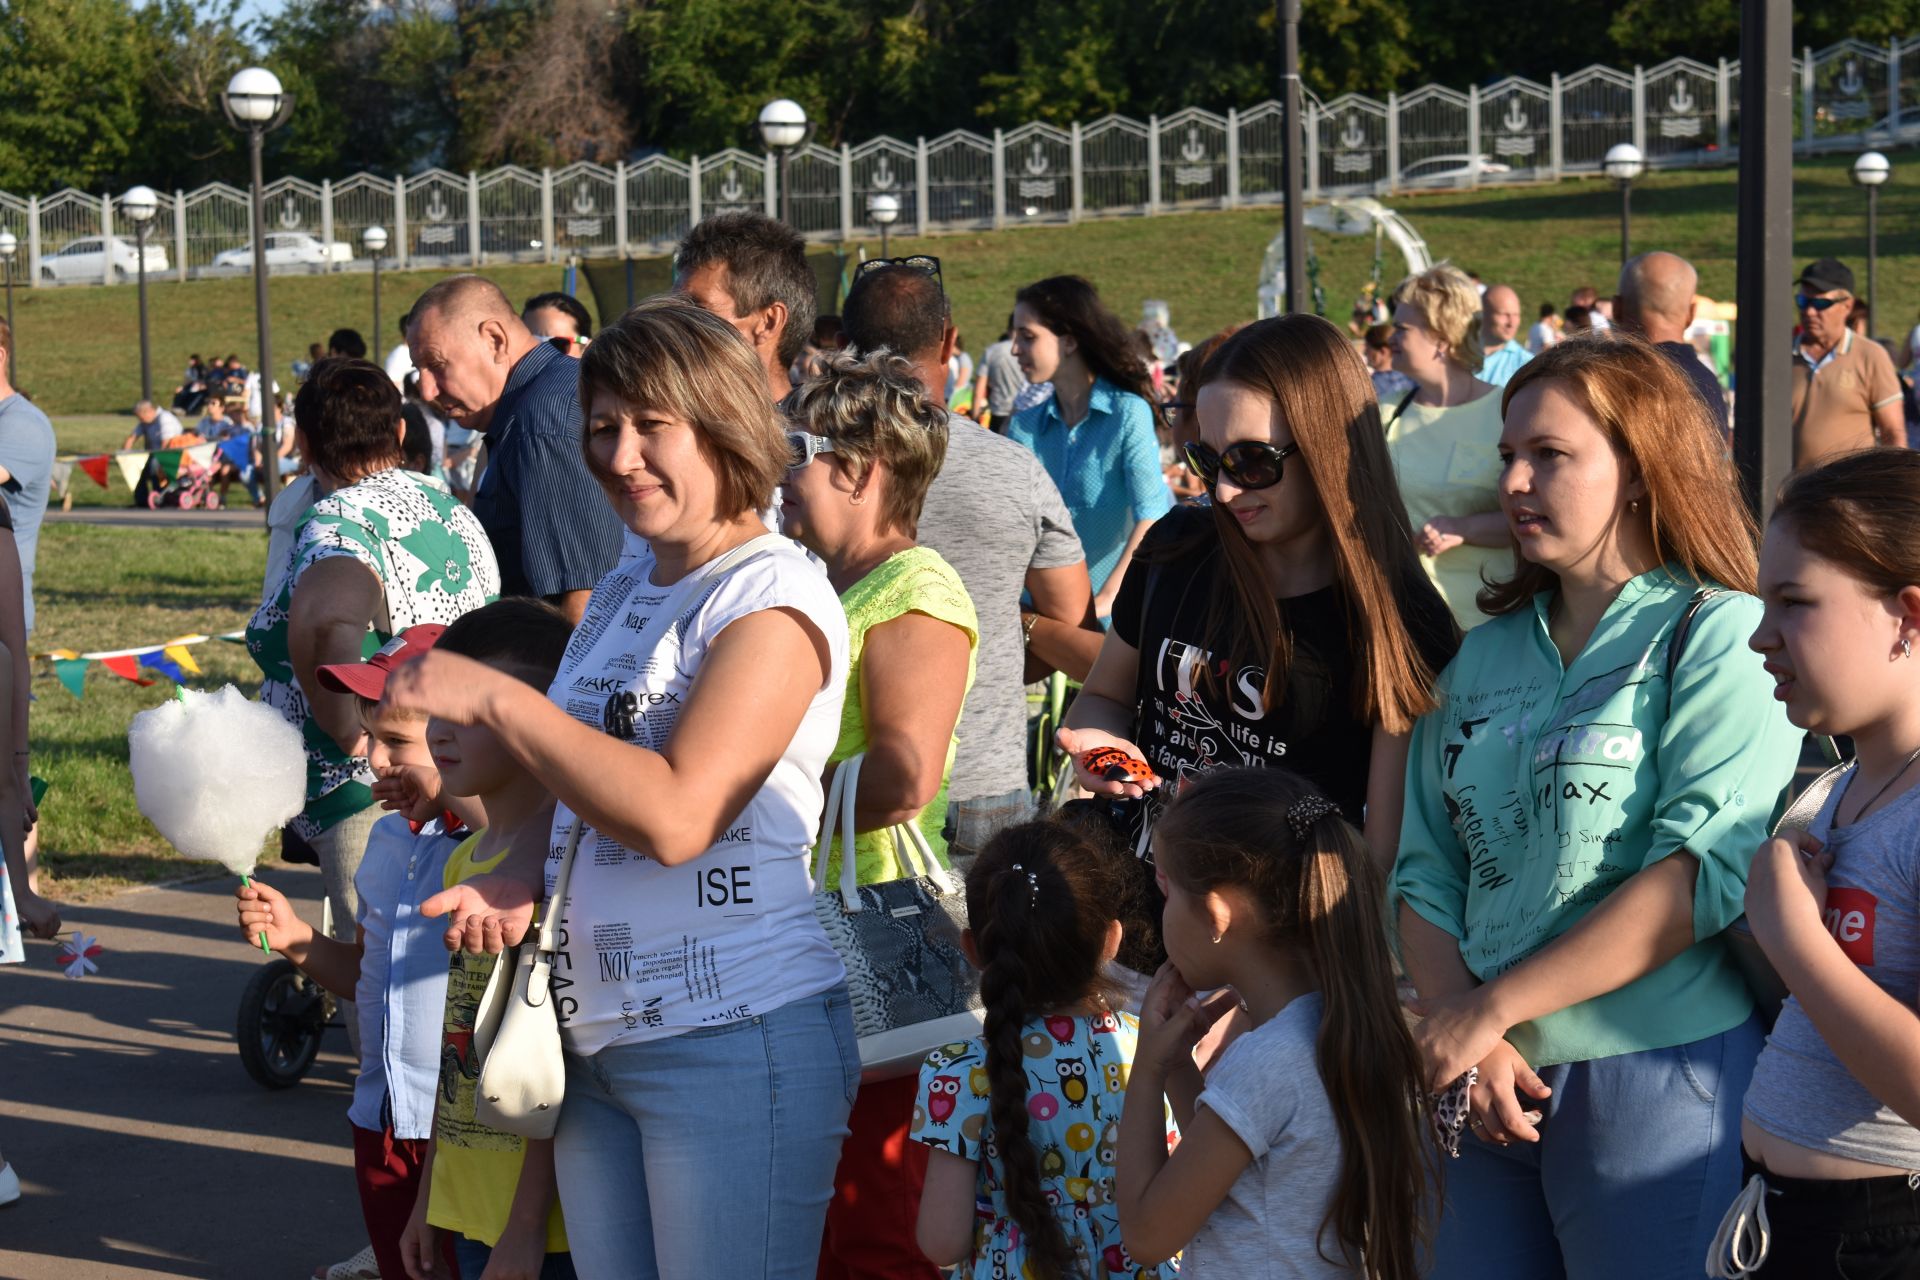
[14,153,1920,417]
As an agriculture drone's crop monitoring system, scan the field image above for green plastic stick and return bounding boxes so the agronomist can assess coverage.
[240,875,271,953]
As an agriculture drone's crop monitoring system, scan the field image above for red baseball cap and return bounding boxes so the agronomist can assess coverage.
[315,624,447,701]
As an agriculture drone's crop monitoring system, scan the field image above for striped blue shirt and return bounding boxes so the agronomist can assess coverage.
[470,340,624,598]
[1006,379,1173,597]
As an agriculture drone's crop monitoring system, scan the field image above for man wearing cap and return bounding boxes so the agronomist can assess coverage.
[1791,257,1905,468]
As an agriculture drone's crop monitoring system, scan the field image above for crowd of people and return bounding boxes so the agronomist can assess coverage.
[0,193,1907,1279]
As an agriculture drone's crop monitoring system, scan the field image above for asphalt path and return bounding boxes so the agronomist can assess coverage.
[0,864,367,1278]
[47,507,266,531]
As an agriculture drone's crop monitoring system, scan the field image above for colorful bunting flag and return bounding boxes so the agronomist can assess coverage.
[51,658,86,700]
[137,652,188,685]
[152,450,184,483]
[77,455,110,489]
[48,459,73,499]
[185,443,218,470]
[97,655,154,686]
[217,438,251,470]
[162,644,202,675]
[113,452,148,491]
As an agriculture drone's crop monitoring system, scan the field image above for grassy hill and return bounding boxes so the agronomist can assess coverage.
[13,153,1915,419]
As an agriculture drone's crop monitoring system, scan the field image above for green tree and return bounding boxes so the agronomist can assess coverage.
[0,0,145,192]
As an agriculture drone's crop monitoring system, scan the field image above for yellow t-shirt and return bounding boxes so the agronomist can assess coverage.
[428,831,569,1251]
[1384,391,1514,631]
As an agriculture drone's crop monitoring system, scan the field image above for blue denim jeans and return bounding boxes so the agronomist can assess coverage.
[451,1235,576,1280]
[942,787,1035,876]
[1426,1014,1765,1280]
[552,986,860,1280]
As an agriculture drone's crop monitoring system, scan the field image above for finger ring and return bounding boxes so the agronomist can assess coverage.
[1468,1117,1484,1131]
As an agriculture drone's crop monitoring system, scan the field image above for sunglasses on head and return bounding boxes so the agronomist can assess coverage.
[1183,439,1300,492]
[852,255,944,292]
[786,430,835,470]
[1797,293,1847,312]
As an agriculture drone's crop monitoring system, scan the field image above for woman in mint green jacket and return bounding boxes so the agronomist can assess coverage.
[1390,336,1804,1280]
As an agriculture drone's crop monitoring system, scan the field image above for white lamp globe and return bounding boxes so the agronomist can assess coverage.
[0,230,14,260]
[362,225,388,254]
[1854,150,1892,187]
[1603,142,1646,183]
[758,99,808,150]
[121,186,159,224]
[225,67,285,124]
[868,193,900,226]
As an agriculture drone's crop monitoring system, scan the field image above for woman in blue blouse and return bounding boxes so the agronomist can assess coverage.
[1005,276,1174,619]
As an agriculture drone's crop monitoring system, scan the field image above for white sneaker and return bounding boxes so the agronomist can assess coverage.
[311,1245,379,1280]
[0,1163,19,1207]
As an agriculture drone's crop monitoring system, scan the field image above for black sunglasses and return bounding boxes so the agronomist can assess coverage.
[1183,440,1300,491]
[852,255,944,292]
[1796,293,1847,312]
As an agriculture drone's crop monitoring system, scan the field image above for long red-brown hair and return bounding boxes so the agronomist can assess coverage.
[1170,313,1453,734]
[1478,332,1756,615]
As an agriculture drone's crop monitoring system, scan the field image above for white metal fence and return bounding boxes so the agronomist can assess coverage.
[2,38,1910,286]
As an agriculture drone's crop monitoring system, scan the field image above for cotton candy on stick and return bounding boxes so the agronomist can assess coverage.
[128,685,306,952]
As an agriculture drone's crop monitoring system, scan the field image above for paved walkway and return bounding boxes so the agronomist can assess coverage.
[47,506,267,531]
[0,865,367,1278]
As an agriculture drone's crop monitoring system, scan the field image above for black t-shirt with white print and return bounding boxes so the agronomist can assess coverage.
[1110,506,1458,823]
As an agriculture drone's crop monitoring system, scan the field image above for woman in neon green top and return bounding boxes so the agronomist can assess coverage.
[780,348,978,1280]
[1390,337,1803,1279]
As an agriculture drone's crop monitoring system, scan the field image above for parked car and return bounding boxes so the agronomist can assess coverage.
[211,232,353,270]
[1396,154,1514,189]
[40,236,170,283]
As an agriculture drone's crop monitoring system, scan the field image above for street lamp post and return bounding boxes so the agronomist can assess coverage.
[0,230,15,377]
[363,225,388,355]
[1603,143,1646,266]
[868,193,899,258]
[121,185,158,405]
[223,67,294,516]
[1852,151,1891,339]
[758,99,809,227]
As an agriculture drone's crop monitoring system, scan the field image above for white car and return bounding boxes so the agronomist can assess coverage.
[211,232,353,270]
[1395,154,1514,189]
[41,235,170,283]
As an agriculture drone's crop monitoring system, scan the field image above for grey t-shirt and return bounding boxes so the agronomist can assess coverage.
[916,413,1083,802]
[1745,769,1920,1170]
[981,340,1027,417]
[1187,992,1346,1279]
[0,394,55,633]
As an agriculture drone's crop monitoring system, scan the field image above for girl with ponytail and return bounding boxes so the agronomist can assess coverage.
[911,822,1177,1279]
[1116,767,1433,1280]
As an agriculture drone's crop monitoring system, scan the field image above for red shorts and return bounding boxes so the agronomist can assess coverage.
[352,1123,458,1279]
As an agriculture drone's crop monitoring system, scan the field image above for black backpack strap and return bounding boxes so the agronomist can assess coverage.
[1665,588,1721,687]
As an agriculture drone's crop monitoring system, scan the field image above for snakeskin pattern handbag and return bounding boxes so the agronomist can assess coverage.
[811,753,984,1080]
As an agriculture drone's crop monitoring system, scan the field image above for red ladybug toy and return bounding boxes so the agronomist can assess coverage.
[1078,747,1155,785]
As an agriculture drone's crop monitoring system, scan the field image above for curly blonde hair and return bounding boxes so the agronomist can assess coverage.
[789,348,950,536]
[1392,263,1485,374]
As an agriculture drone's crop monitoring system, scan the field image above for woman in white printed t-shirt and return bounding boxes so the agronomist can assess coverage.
[382,295,857,1280]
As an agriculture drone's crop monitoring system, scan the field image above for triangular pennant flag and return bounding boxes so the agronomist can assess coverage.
[218,437,251,470]
[41,648,77,661]
[219,632,247,645]
[153,449,185,482]
[113,452,148,490]
[98,655,154,686]
[48,459,73,498]
[138,652,187,685]
[78,455,110,489]
[52,657,86,700]
[162,644,202,675]
[185,443,217,470]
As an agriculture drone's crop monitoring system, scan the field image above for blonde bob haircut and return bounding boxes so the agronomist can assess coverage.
[1392,263,1485,374]
[578,294,786,518]
[1478,330,1757,617]
[788,348,950,537]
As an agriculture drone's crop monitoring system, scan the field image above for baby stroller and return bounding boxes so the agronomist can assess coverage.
[140,439,221,510]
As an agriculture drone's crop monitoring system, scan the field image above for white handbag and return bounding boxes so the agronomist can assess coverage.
[812,753,985,1079]
[466,532,786,1137]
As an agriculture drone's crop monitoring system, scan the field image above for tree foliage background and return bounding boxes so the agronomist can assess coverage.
[4,0,1919,194]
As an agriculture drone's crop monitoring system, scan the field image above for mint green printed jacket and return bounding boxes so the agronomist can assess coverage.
[1390,567,1803,1067]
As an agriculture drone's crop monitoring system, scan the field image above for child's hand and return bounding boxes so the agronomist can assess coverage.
[478,1218,546,1280]
[373,762,442,823]
[422,875,538,954]
[235,878,309,955]
[1746,832,1832,952]
[14,886,59,940]
[1136,961,1231,1076]
[399,1199,446,1280]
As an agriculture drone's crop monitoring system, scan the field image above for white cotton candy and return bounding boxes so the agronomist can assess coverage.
[128,685,307,877]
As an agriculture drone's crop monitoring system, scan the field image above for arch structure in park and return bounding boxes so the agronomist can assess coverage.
[1256,196,1433,319]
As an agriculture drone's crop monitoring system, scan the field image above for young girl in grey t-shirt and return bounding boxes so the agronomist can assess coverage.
[1113,767,1435,1279]
[1717,451,1920,1278]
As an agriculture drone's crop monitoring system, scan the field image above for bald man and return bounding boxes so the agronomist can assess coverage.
[1613,251,1727,424]
[1479,285,1532,386]
[407,275,620,620]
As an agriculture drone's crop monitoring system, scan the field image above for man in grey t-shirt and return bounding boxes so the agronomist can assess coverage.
[974,320,1028,426]
[843,267,1093,867]
[0,326,54,633]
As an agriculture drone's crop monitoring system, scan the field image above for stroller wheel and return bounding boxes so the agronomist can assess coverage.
[235,958,332,1088]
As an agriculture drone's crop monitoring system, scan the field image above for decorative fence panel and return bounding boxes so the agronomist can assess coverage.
[15,36,1920,285]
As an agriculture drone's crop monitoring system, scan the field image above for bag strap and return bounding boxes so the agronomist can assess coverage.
[1384,387,1419,432]
[811,751,960,910]
[1774,760,1852,838]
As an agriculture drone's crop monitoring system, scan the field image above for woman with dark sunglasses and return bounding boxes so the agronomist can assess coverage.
[1057,314,1457,867]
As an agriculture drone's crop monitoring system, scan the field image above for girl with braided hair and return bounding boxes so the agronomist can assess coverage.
[911,821,1177,1279]
[1116,766,1434,1279]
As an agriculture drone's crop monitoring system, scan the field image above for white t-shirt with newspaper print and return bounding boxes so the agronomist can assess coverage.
[543,537,849,1056]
